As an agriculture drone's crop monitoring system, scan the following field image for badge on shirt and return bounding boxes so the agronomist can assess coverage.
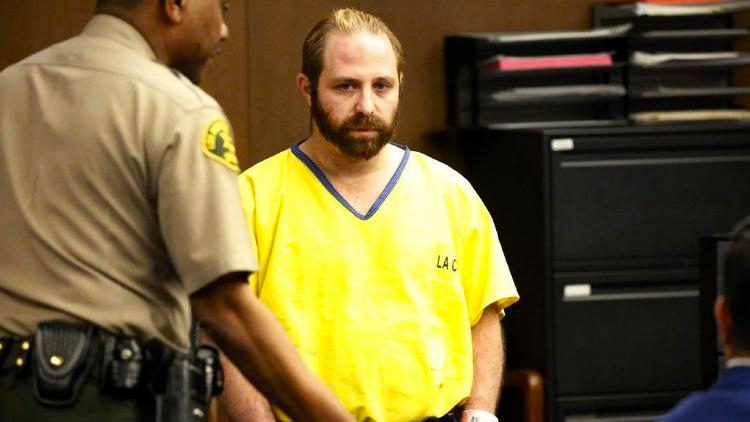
[201,118,239,172]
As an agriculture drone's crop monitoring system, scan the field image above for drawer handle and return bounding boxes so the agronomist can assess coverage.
[563,283,698,302]
[560,155,750,168]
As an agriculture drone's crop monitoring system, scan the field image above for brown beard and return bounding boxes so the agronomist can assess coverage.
[311,91,398,160]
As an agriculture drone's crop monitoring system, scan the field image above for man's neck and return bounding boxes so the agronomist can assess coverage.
[298,134,405,215]
[299,134,397,180]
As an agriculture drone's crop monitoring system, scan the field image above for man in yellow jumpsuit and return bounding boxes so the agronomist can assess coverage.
[222,8,519,422]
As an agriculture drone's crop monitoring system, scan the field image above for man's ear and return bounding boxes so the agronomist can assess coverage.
[297,73,313,108]
[163,0,188,23]
[715,295,733,352]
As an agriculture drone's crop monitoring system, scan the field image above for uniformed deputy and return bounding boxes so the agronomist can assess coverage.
[0,1,354,421]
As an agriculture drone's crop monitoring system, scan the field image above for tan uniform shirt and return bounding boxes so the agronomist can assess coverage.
[0,15,257,351]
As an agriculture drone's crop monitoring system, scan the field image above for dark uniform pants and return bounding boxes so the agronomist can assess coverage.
[0,321,221,422]
[0,373,148,422]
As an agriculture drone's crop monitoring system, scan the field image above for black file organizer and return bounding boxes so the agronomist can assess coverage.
[593,4,750,116]
[444,30,629,129]
[460,122,750,421]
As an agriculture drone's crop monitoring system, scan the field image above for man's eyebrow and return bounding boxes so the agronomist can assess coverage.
[329,77,360,84]
[374,76,396,83]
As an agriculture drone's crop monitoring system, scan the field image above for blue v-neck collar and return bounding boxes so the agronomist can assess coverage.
[291,141,410,220]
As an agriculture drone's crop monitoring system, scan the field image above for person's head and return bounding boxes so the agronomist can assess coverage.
[297,8,404,160]
[716,215,750,357]
[96,0,229,84]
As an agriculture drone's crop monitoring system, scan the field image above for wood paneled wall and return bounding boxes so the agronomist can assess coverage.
[1,0,600,171]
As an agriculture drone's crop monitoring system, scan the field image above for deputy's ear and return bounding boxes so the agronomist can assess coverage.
[297,73,312,108]
[163,0,188,23]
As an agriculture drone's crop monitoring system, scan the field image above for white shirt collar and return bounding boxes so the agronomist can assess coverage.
[725,357,750,368]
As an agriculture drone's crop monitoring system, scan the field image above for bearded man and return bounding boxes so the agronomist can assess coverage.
[224,8,519,422]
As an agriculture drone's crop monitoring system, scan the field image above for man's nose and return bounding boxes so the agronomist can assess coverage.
[355,88,375,115]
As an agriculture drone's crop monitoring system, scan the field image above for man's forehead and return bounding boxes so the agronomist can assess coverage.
[323,31,396,66]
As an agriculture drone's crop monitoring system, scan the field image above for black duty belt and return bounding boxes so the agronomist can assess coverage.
[0,320,223,421]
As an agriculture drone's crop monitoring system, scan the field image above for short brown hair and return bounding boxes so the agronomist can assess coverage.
[301,8,404,91]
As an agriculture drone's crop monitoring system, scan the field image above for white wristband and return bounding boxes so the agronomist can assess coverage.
[463,409,499,422]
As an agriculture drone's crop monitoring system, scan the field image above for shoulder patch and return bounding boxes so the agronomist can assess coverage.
[201,118,239,172]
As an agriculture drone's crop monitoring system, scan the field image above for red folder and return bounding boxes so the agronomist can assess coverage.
[483,53,613,72]
[605,0,728,4]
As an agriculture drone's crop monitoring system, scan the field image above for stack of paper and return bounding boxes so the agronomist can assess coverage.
[488,119,627,129]
[467,24,631,44]
[631,109,750,123]
[491,84,625,101]
[635,86,750,97]
[631,51,739,66]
